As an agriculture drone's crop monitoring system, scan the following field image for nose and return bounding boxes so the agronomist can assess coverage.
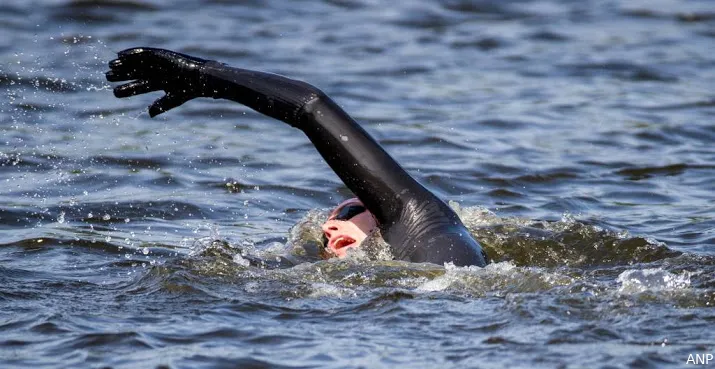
[322,221,339,238]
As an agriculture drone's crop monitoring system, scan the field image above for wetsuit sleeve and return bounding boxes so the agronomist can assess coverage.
[106,48,487,267]
[200,63,487,267]
[199,61,441,228]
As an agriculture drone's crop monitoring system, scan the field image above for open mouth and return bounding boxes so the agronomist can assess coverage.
[330,236,356,251]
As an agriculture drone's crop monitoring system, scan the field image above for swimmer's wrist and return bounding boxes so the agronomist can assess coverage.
[198,60,230,99]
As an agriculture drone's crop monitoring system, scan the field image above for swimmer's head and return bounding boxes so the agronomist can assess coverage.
[322,198,378,258]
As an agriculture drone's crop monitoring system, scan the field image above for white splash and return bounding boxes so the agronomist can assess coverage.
[416,261,516,292]
[616,268,691,294]
[307,283,355,298]
[232,253,251,267]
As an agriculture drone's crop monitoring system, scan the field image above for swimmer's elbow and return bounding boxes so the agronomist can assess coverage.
[294,86,357,130]
[295,86,329,122]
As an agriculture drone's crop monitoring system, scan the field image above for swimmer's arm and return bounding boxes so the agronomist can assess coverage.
[106,47,443,226]
[202,62,463,230]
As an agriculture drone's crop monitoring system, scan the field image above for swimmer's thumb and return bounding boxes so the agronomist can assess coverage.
[149,93,190,117]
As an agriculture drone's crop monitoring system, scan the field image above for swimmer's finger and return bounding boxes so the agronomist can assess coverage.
[115,47,164,67]
[148,93,190,117]
[116,47,205,69]
[117,47,158,58]
[106,68,140,82]
[113,80,159,98]
[107,57,151,81]
[108,57,124,70]
[108,51,150,72]
[109,48,166,76]
[109,48,208,86]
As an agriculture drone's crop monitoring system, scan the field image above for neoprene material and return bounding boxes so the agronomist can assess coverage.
[107,47,488,267]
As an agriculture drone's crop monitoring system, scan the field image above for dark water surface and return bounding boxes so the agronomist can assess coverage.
[1,0,714,368]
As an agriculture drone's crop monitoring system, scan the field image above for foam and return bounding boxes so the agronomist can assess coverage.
[616,268,691,294]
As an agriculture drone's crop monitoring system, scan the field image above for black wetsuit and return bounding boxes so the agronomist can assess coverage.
[106,48,488,267]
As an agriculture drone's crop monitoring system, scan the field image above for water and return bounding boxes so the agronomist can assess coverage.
[1,0,714,368]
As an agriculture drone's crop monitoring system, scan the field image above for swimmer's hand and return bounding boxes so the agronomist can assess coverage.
[106,47,209,117]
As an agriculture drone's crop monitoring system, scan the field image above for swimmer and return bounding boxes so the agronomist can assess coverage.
[322,198,377,258]
[106,47,488,267]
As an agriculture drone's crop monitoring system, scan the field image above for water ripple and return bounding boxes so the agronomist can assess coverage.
[1,0,714,367]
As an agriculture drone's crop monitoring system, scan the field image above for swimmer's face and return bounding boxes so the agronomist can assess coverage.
[321,198,377,258]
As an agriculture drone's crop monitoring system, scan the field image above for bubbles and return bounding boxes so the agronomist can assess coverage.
[343,229,393,262]
[448,200,500,228]
[448,202,679,268]
[305,282,355,298]
[415,261,574,294]
[232,253,250,267]
[616,268,691,294]
[287,209,328,255]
